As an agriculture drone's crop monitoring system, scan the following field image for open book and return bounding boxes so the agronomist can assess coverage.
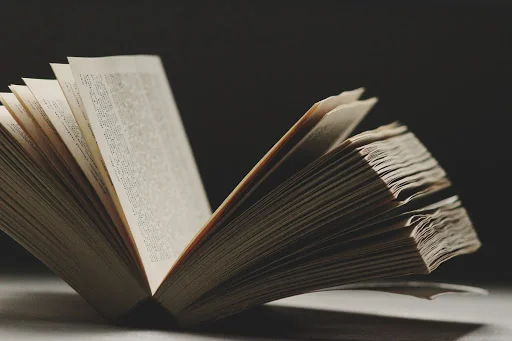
[0,55,481,327]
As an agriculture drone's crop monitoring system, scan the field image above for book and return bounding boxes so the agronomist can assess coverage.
[0,55,481,327]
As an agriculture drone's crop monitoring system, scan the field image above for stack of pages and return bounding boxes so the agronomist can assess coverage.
[0,55,480,327]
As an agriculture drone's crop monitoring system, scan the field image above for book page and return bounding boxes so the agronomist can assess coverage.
[50,63,143,279]
[9,84,82,177]
[23,79,111,203]
[68,55,211,292]
[20,79,142,267]
[322,281,488,299]
[50,64,116,194]
[171,88,367,270]
[0,92,48,153]
[0,106,45,166]
[0,90,69,175]
[50,64,101,163]
[238,98,378,204]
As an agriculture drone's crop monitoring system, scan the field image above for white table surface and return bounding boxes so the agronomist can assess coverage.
[0,275,510,340]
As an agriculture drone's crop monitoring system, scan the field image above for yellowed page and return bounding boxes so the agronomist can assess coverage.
[170,88,367,271]
[0,106,45,166]
[280,98,378,163]
[68,55,211,292]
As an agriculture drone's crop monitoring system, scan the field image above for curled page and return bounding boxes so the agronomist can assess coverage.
[252,98,378,191]
[174,88,368,267]
[319,281,488,299]
[68,55,211,292]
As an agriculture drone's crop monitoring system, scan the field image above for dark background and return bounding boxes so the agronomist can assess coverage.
[0,1,509,285]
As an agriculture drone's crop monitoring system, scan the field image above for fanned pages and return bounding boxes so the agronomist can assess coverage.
[68,55,212,292]
[0,55,481,328]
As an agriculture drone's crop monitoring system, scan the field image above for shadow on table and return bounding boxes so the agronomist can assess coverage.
[0,290,484,340]
[0,291,111,333]
[203,305,483,341]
